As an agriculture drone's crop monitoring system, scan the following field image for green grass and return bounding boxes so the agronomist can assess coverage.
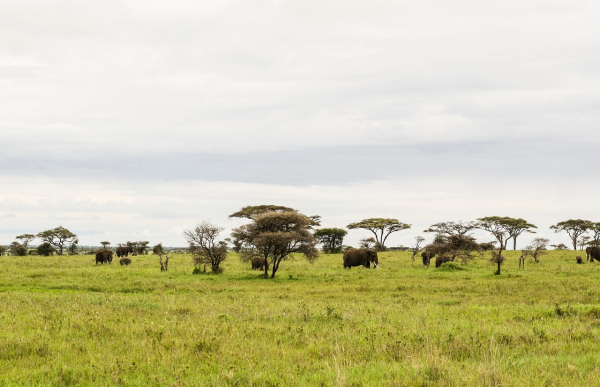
[1,250,600,386]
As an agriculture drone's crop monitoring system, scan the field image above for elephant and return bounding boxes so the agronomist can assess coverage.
[576,256,583,264]
[95,249,113,265]
[251,257,268,270]
[589,247,600,263]
[421,251,435,268]
[116,246,134,257]
[343,248,379,269]
[120,257,132,266]
[435,255,452,268]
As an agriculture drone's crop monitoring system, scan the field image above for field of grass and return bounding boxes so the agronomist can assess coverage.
[1,250,600,386]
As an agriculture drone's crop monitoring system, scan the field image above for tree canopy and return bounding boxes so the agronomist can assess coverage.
[229,205,297,219]
[231,211,319,278]
[36,226,77,256]
[16,234,36,248]
[314,228,347,254]
[347,218,411,251]
[476,216,536,250]
[550,219,592,250]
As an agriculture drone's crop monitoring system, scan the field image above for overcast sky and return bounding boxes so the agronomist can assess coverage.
[1,0,599,248]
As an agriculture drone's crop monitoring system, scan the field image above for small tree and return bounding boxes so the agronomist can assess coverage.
[424,234,482,265]
[37,243,55,256]
[137,241,150,255]
[183,221,229,273]
[231,210,319,278]
[67,238,79,255]
[359,237,377,249]
[100,241,110,249]
[0,246,7,256]
[523,237,549,263]
[16,234,36,249]
[9,242,28,256]
[314,228,347,254]
[550,219,592,250]
[153,243,170,271]
[410,236,426,262]
[490,251,505,275]
[347,218,411,251]
[551,243,569,250]
[37,226,77,255]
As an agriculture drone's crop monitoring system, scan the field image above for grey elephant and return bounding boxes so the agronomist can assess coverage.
[589,247,600,263]
[120,257,132,266]
[343,248,379,269]
[251,257,268,270]
[421,251,435,268]
[435,255,452,268]
[116,246,134,257]
[95,249,113,265]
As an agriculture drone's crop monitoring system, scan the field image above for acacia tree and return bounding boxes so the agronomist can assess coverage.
[229,205,297,219]
[231,210,319,278]
[523,237,549,263]
[588,223,600,246]
[550,219,592,250]
[503,218,537,250]
[347,218,411,251]
[100,241,110,249]
[476,217,513,250]
[183,221,229,273]
[37,226,77,255]
[423,221,477,236]
[0,246,7,256]
[16,234,36,249]
[314,228,347,254]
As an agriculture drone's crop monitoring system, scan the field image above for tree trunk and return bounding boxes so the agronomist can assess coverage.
[496,261,501,275]
[513,238,517,250]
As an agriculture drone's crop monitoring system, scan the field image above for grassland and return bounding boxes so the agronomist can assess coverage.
[1,250,600,386]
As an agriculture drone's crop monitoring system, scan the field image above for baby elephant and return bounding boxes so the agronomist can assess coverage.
[120,257,132,266]
[576,256,583,264]
[251,257,268,270]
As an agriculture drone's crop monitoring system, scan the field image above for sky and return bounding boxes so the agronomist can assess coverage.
[1,0,599,248]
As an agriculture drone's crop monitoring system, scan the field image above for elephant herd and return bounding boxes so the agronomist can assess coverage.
[95,248,133,266]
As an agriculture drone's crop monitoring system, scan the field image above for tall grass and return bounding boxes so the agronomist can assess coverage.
[0,250,599,386]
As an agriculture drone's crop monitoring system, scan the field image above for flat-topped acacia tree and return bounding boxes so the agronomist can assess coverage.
[550,219,592,250]
[347,218,411,251]
[36,226,77,256]
[231,209,320,278]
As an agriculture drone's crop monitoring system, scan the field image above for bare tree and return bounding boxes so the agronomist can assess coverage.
[183,221,228,273]
[410,236,426,262]
[359,237,377,249]
[153,243,170,271]
[522,237,549,265]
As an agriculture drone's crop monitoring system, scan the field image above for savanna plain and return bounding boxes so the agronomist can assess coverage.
[1,251,600,386]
